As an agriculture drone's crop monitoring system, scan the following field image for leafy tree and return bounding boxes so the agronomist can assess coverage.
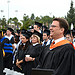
[66,0,75,28]
[1,17,6,29]
[35,16,41,22]
[30,13,35,20]
[12,17,18,28]
[21,14,31,29]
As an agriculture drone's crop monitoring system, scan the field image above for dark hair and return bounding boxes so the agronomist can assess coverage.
[53,18,69,35]
[18,40,31,51]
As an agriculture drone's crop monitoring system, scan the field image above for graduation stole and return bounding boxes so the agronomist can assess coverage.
[50,40,74,49]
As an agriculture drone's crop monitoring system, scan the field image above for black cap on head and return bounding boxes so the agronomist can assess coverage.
[33,30,42,39]
[42,26,48,30]
[7,28,14,33]
[21,30,31,39]
[35,22,42,27]
[27,30,33,38]
[21,29,27,34]
[44,29,50,36]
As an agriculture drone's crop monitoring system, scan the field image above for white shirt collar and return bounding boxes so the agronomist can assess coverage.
[33,43,39,46]
[42,39,50,46]
[5,34,13,40]
[54,37,65,44]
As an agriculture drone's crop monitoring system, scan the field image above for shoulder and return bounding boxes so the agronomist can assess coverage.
[53,44,75,54]
[35,44,42,47]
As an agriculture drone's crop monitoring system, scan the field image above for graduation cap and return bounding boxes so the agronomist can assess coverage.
[27,30,33,38]
[21,30,31,39]
[42,26,48,30]
[35,22,42,27]
[33,30,42,39]
[7,28,14,33]
[43,29,50,36]
[21,29,27,34]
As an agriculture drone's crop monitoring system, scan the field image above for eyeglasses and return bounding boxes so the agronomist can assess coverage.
[50,25,58,28]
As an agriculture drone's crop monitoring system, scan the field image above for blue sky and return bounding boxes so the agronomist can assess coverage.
[0,0,75,21]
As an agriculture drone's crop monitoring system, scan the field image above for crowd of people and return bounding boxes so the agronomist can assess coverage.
[0,18,75,75]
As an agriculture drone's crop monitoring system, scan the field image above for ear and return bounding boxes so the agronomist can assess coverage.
[26,39,28,41]
[60,28,64,33]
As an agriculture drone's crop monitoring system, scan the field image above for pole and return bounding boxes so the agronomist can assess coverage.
[7,0,10,25]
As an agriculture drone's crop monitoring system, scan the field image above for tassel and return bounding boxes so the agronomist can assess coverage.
[2,31,3,37]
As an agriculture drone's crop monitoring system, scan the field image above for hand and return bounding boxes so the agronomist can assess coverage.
[16,59,20,66]
[12,44,16,49]
[25,57,35,62]
[16,59,22,70]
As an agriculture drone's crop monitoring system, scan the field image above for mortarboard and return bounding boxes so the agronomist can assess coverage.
[35,22,42,27]
[43,29,50,36]
[33,30,42,39]
[42,26,48,30]
[27,30,33,38]
[21,29,31,39]
[21,29,27,34]
[7,28,14,33]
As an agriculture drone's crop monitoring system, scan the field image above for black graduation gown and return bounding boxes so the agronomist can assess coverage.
[25,44,42,68]
[23,44,42,75]
[0,42,3,75]
[2,38,13,70]
[9,37,14,44]
[0,38,10,74]
[39,44,75,75]
[14,46,26,73]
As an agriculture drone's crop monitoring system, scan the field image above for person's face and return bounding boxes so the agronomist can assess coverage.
[31,35,38,44]
[31,29,34,33]
[21,35,28,43]
[66,34,71,42]
[6,30,11,36]
[50,21,63,39]
[43,33,48,40]
[34,25,40,31]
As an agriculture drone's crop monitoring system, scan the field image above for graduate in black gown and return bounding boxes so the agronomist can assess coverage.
[39,18,75,75]
[14,30,32,74]
[3,28,14,69]
[25,30,43,68]
[20,30,42,75]
[0,30,12,74]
